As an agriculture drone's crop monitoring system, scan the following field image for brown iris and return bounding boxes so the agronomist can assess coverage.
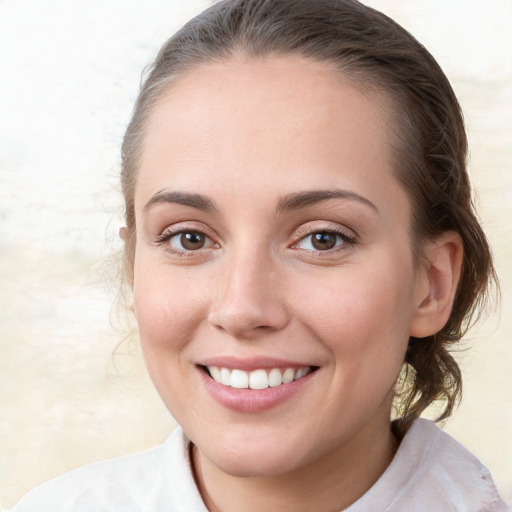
[180,231,205,250]
[311,232,338,250]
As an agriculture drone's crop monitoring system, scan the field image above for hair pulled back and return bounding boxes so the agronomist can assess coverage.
[121,0,497,432]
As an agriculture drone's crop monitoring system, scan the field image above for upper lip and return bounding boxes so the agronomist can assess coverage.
[198,356,317,371]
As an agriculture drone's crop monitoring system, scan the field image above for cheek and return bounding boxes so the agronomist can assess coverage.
[132,263,208,355]
[132,262,211,419]
[292,258,415,362]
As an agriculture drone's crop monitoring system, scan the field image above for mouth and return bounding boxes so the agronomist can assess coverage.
[202,365,317,390]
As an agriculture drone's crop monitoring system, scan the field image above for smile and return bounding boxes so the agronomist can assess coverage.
[206,366,313,389]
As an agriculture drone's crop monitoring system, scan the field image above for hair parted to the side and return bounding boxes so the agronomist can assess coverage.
[121,0,498,433]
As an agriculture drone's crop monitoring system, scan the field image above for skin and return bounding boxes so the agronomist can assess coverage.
[131,55,462,511]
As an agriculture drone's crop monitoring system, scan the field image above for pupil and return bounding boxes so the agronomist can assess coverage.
[312,232,336,250]
[181,232,205,250]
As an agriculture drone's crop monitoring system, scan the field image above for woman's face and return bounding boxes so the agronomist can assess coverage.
[132,56,427,477]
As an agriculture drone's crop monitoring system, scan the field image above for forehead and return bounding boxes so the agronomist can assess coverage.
[135,55,406,216]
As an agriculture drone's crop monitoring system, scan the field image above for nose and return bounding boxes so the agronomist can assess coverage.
[208,249,289,339]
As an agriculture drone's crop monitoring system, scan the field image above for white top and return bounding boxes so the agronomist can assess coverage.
[11,419,509,512]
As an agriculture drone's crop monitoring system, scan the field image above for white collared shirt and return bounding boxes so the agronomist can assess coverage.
[11,419,509,511]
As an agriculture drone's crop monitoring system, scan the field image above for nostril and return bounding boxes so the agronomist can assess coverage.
[208,300,289,338]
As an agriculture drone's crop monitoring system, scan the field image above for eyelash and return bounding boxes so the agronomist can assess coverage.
[292,226,356,254]
[154,224,356,256]
[155,227,217,257]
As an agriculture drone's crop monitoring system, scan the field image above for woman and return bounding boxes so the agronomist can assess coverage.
[11,0,509,510]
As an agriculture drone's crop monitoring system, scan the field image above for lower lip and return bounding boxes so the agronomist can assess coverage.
[198,367,316,413]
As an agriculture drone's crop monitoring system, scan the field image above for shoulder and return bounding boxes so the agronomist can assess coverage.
[356,418,509,512]
[407,419,506,505]
[10,427,207,512]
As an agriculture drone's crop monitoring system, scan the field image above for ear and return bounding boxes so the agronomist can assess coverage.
[119,226,127,241]
[409,232,463,338]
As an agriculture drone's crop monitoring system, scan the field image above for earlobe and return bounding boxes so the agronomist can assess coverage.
[409,232,463,338]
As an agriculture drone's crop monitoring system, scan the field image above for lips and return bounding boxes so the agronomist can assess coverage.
[198,359,318,413]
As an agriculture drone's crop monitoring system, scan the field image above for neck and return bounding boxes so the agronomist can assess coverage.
[191,420,398,512]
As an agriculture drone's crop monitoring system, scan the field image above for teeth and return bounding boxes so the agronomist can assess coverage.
[294,367,308,380]
[230,369,249,389]
[209,366,221,382]
[249,369,268,390]
[268,368,282,387]
[220,367,231,386]
[206,366,311,389]
[282,368,295,384]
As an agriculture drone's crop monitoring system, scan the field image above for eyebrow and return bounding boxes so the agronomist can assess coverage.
[143,190,216,212]
[143,188,377,215]
[276,189,379,213]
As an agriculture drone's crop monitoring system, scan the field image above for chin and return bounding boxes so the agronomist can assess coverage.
[209,448,305,478]
[195,426,322,479]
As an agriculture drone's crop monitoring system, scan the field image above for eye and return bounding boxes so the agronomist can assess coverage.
[296,230,350,251]
[166,230,215,251]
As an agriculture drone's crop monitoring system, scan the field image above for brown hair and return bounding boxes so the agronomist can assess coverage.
[121,0,497,431]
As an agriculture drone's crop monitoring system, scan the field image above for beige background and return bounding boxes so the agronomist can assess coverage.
[1,0,511,508]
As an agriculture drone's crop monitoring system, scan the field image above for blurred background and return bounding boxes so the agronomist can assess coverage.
[0,0,510,508]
